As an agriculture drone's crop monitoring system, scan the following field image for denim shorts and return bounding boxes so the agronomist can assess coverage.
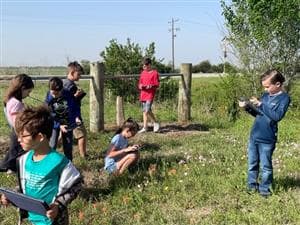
[104,157,117,174]
[142,101,153,112]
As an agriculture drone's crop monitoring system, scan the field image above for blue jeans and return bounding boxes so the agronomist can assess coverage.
[0,130,24,172]
[247,139,276,195]
[49,128,73,161]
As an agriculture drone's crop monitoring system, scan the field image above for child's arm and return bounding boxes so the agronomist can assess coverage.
[259,95,290,122]
[60,125,68,133]
[74,88,86,99]
[54,180,82,208]
[153,70,160,87]
[65,90,82,126]
[106,144,138,158]
[54,162,82,208]
[46,180,81,221]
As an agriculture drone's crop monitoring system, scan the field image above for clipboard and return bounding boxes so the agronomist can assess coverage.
[0,187,49,215]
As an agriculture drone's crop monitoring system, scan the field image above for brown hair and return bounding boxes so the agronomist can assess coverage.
[49,77,63,91]
[67,61,84,74]
[15,105,53,139]
[115,117,139,135]
[143,57,152,66]
[3,74,34,106]
[261,69,285,85]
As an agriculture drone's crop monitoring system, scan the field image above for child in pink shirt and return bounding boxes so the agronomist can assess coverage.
[0,74,34,172]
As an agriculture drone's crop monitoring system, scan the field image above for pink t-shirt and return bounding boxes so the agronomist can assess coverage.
[138,69,160,101]
[5,97,24,127]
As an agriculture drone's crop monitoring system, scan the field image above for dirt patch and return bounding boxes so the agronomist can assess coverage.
[185,206,214,224]
[81,169,110,188]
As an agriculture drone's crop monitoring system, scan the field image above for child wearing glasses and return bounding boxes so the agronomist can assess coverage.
[1,105,82,225]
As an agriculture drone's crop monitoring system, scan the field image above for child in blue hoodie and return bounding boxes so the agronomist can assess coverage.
[45,77,81,161]
[239,69,290,197]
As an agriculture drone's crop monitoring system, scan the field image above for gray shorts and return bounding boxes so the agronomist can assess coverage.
[141,101,153,112]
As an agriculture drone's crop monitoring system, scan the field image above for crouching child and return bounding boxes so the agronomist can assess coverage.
[1,105,82,225]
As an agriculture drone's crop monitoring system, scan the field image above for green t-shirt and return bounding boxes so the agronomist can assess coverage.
[24,149,69,225]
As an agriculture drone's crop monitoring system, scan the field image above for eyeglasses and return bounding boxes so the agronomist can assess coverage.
[19,133,32,139]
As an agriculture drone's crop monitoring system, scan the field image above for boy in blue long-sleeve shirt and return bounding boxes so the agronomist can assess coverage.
[63,61,87,158]
[239,69,290,197]
[45,77,81,161]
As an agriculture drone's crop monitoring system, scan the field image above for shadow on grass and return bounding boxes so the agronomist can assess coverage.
[157,123,209,133]
[138,142,160,153]
[80,153,185,202]
[275,176,300,190]
[104,123,212,133]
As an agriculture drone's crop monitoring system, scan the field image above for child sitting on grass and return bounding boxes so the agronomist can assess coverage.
[104,118,140,175]
[1,105,82,225]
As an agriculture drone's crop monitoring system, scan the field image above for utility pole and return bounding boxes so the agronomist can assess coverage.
[221,37,228,74]
[168,18,180,72]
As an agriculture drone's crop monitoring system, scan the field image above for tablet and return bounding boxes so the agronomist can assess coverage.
[0,187,49,215]
[245,102,261,116]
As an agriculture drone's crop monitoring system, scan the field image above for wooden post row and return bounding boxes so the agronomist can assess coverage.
[178,63,192,122]
[89,62,104,132]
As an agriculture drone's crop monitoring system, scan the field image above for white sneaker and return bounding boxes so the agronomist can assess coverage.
[153,123,160,132]
[6,169,14,175]
[138,127,147,134]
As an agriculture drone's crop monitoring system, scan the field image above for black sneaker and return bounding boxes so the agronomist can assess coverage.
[247,188,258,195]
[0,167,8,172]
[259,191,271,198]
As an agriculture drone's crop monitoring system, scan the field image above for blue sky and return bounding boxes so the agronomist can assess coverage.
[1,0,227,67]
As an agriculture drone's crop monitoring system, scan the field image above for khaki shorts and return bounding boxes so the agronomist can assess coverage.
[73,123,87,139]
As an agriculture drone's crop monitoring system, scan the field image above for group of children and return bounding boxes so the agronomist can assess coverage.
[0,58,161,224]
[0,58,290,224]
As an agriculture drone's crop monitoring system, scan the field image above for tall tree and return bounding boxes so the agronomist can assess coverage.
[221,0,300,91]
[80,60,90,75]
[100,39,170,125]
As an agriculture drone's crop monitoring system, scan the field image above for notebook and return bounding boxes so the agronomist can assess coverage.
[0,187,49,215]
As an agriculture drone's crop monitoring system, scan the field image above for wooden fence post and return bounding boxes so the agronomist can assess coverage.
[89,62,104,132]
[178,63,192,122]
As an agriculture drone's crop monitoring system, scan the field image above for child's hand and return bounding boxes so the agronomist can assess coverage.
[46,203,59,221]
[75,117,82,126]
[0,194,9,206]
[250,97,261,106]
[238,100,246,108]
[124,145,139,152]
[133,144,141,150]
[60,125,68,133]
[74,89,84,97]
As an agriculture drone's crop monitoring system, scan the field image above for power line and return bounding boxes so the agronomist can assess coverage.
[168,18,180,72]
[221,36,228,74]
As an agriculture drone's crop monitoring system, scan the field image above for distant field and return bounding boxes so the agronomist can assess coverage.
[0,66,67,75]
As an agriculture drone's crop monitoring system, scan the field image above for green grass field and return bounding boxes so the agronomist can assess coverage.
[0,77,299,225]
